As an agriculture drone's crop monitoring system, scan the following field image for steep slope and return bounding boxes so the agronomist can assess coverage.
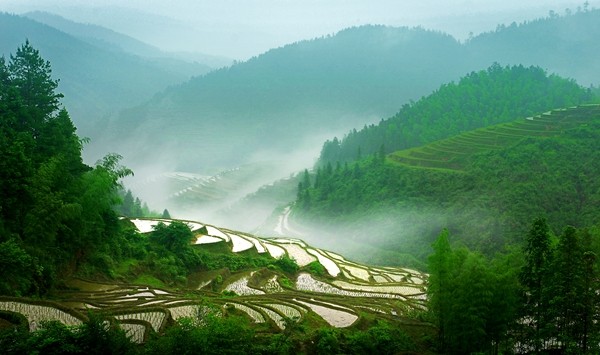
[0,13,205,141]
[0,217,430,346]
[388,105,599,171]
[23,11,228,73]
[109,10,600,174]
[318,64,593,165]
[107,25,470,170]
[291,105,600,265]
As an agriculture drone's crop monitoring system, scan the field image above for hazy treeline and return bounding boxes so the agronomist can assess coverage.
[105,9,600,171]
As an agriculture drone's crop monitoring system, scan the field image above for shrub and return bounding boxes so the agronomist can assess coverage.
[274,255,299,274]
[306,261,326,276]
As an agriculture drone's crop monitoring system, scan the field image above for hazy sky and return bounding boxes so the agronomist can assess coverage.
[2,0,597,59]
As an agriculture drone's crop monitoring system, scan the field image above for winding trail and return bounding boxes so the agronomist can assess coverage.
[274,206,303,237]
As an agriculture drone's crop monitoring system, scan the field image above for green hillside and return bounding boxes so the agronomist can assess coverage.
[389,104,600,171]
[292,104,600,265]
[318,64,594,166]
[103,10,600,173]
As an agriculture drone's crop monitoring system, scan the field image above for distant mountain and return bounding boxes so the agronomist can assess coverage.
[467,9,600,86]
[24,11,166,58]
[107,10,600,175]
[23,11,231,71]
[0,12,212,145]
[107,25,471,171]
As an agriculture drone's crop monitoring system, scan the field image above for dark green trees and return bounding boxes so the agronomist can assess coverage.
[542,226,599,353]
[427,229,452,350]
[429,219,600,354]
[318,64,593,165]
[151,221,194,254]
[518,217,553,352]
[427,229,519,353]
[0,42,130,295]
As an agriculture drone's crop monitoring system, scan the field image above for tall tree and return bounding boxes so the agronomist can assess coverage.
[427,229,453,352]
[7,40,62,141]
[518,217,553,352]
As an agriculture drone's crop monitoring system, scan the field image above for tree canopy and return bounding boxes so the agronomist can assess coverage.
[0,42,131,295]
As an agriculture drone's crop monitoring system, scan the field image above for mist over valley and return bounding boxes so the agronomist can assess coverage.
[2,2,600,353]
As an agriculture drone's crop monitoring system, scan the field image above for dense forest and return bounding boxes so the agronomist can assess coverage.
[0,41,136,295]
[427,221,600,354]
[295,110,600,260]
[318,64,593,165]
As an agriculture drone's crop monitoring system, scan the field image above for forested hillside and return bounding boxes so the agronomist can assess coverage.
[318,64,593,165]
[0,13,212,141]
[293,105,600,266]
[105,10,600,173]
[107,25,471,170]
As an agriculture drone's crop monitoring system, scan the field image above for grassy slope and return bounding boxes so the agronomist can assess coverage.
[388,104,600,171]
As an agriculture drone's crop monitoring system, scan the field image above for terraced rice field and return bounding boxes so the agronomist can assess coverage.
[0,217,428,343]
[389,105,600,171]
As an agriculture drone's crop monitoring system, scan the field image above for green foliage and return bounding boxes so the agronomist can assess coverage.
[145,314,255,355]
[427,220,600,354]
[0,314,135,355]
[274,254,300,274]
[305,261,326,277]
[345,321,416,354]
[295,105,600,264]
[0,42,132,295]
[150,222,194,254]
[518,218,553,352]
[319,64,592,165]
[427,229,523,353]
[278,277,293,289]
[0,239,39,296]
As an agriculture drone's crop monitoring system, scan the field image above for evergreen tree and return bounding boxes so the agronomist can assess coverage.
[7,40,62,141]
[518,217,553,352]
[121,190,135,216]
[546,227,600,353]
[427,229,453,352]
